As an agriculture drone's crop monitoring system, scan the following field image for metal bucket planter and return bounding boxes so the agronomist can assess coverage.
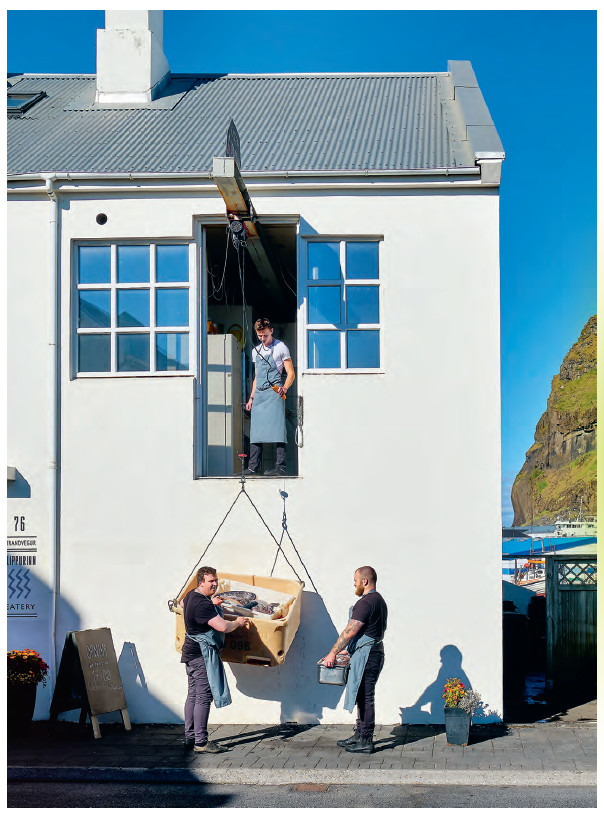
[7,683,37,735]
[444,707,471,746]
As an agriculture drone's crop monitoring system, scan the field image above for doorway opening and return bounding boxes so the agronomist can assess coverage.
[201,220,299,478]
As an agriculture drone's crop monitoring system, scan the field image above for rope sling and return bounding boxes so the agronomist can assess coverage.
[168,475,317,612]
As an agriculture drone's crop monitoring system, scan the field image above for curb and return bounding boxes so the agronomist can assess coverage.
[8,766,597,788]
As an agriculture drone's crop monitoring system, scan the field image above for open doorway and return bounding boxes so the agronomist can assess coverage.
[201,220,299,477]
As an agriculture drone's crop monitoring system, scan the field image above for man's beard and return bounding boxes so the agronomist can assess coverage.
[354,584,364,597]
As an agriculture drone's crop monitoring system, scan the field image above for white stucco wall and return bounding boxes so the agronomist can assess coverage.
[7,184,502,725]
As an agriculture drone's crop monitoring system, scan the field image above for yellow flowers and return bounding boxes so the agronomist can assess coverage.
[7,649,49,687]
[442,677,466,708]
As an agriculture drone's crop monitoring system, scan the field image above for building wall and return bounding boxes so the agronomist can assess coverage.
[7,185,503,724]
[7,198,55,718]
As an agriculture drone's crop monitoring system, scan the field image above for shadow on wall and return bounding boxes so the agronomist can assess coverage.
[57,596,182,725]
[7,469,31,498]
[400,644,501,725]
[229,590,343,723]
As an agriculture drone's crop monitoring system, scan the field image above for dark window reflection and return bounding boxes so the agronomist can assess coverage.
[117,290,150,327]
[117,245,150,283]
[79,246,111,284]
[347,330,380,368]
[156,332,189,371]
[308,330,340,368]
[117,333,150,371]
[79,291,110,328]
[156,245,189,282]
[78,334,111,372]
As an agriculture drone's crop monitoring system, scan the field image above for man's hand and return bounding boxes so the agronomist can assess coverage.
[277,385,287,397]
[246,398,253,412]
[235,617,250,628]
[321,651,337,668]
[211,595,224,606]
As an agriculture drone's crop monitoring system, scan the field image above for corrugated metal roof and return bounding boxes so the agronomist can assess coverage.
[7,73,479,175]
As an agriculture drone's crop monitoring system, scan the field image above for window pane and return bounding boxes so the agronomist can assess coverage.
[308,330,340,368]
[347,330,380,368]
[117,333,150,371]
[78,246,110,284]
[156,289,188,327]
[156,245,189,282]
[117,289,149,327]
[308,242,341,280]
[308,286,340,324]
[117,245,150,283]
[79,290,110,328]
[346,242,379,279]
[78,334,110,372]
[346,286,379,324]
[156,333,189,371]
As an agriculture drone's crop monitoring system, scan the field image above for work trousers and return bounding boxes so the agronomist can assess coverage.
[184,655,212,745]
[248,442,286,472]
[355,650,385,739]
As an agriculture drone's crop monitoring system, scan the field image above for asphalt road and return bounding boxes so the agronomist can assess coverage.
[7,782,597,809]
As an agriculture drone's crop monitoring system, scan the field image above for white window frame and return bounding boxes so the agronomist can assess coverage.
[72,239,196,377]
[299,235,383,373]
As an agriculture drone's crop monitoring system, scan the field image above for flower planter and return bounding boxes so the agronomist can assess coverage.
[444,706,471,746]
[7,683,37,735]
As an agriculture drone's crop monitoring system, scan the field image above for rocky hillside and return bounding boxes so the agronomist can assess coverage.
[511,315,597,526]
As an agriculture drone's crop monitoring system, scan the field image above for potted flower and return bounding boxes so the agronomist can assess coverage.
[442,677,482,746]
[7,649,49,733]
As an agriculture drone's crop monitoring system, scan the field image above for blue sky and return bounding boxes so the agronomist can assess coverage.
[7,10,597,525]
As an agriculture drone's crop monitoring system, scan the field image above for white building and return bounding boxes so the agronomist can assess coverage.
[7,11,505,725]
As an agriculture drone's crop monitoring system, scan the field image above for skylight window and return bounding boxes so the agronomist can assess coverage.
[7,92,45,116]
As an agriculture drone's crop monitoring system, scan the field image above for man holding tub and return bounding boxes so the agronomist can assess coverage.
[321,566,388,754]
[180,566,249,753]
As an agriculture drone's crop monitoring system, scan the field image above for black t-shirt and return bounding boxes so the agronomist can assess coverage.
[351,590,388,646]
[180,590,218,663]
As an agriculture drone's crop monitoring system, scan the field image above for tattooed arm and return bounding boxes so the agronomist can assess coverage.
[321,619,363,667]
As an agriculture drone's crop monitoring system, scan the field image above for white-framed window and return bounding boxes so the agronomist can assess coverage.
[74,241,193,376]
[303,238,381,371]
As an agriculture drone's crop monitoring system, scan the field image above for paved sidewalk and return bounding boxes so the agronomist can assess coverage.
[7,714,596,787]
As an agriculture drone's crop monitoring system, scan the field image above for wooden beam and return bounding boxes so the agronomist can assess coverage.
[212,156,287,307]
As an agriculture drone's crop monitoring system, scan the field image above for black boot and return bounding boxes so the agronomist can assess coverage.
[344,734,374,754]
[337,730,360,748]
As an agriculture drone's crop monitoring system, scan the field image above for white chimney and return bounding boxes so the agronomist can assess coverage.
[96,10,170,104]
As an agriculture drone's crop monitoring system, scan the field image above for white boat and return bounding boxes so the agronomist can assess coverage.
[554,499,597,538]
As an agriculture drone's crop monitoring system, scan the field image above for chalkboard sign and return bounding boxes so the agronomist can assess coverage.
[50,628,131,739]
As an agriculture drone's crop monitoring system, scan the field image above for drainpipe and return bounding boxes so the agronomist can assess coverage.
[44,174,60,690]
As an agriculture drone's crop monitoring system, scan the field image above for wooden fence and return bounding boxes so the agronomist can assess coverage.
[546,553,597,695]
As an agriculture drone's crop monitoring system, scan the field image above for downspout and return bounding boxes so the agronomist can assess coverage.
[44,174,60,690]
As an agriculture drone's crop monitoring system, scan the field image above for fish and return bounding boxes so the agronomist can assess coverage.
[220,591,257,607]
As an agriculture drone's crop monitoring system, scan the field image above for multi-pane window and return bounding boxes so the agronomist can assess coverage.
[305,240,381,370]
[75,243,191,375]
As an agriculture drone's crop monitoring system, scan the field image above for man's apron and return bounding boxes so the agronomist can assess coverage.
[343,591,382,712]
[186,600,232,708]
[250,345,287,444]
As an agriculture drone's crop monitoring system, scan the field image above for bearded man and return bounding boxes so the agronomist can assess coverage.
[321,565,388,754]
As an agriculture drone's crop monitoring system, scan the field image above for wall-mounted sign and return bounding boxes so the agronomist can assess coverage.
[7,520,38,619]
[50,628,131,739]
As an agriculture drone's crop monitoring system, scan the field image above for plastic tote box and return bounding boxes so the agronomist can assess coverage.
[173,573,304,666]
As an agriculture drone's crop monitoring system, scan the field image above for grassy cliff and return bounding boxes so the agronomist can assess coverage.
[511,316,597,526]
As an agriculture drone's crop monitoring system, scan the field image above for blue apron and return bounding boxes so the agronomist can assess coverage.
[250,344,287,444]
[343,591,381,712]
[186,601,232,708]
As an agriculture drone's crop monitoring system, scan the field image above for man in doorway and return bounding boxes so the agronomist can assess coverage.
[243,318,295,476]
[180,566,250,752]
[321,566,388,754]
